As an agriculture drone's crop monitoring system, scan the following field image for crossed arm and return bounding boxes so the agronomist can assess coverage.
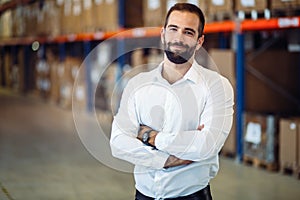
[137,125,204,168]
[110,76,234,169]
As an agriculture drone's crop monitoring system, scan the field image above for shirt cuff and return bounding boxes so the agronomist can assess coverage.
[155,131,172,151]
[152,150,169,169]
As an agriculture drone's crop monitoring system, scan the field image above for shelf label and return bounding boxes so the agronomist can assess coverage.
[278,17,299,28]
[148,0,160,10]
[245,122,262,144]
[95,0,104,5]
[212,0,224,6]
[67,34,77,42]
[93,32,105,40]
[73,0,82,16]
[187,0,199,6]
[84,0,92,10]
[132,29,146,37]
[241,0,255,7]
[56,0,64,6]
[290,123,297,130]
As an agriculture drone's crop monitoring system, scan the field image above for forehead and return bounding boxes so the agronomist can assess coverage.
[167,10,199,30]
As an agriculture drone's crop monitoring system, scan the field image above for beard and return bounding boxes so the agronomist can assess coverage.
[163,38,197,64]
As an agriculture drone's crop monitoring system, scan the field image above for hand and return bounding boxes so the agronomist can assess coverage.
[164,155,193,168]
[197,124,204,131]
[137,125,158,147]
[163,124,203,168]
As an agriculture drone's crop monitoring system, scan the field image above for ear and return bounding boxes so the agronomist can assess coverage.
[161,28,165,44]
[196,35,205,51]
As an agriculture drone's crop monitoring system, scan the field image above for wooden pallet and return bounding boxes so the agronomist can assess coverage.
[220,150,236,159]
[280,163,300,179]
[243,155,278,172]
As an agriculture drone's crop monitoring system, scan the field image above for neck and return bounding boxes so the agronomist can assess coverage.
[162,58,193,84]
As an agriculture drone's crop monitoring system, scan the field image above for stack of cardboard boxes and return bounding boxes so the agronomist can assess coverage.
[207,0,234,21]
[279,118,300,175]
[0,0,119,37]
[208,47,300,169]
[1,0,300,38]
[235,0,268,13]
[143,0,208,27]
[209,49,236,155]
[243,113,279,169]
[45,54,86,109]
[271,0,300,10]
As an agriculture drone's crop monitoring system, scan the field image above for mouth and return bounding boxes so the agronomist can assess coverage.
[169,45,187,52]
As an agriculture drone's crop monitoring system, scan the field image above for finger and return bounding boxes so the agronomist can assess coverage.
[197,124,204,130]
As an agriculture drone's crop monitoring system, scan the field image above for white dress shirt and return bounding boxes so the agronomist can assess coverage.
[110,61,234,199]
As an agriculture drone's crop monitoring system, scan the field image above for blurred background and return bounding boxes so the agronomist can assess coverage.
[0,0,300,199]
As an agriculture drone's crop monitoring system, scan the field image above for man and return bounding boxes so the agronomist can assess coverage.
[110,3,234,200]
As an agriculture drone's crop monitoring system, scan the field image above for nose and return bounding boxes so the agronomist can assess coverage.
[173,30,185,43]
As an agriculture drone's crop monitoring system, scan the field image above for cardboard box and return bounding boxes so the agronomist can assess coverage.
[143,0,207,27]
[243,113,278,163]
[4,52,12,87]
[93,0,118,31]
[36,1,62,36]
[23,4,38,37]
[209,49,236,154]
[279,118,300,167]
[143,0,167,27]
[12,6,25,37]
[246,50,300,115]
[271,0,300,10]
[55,56,83,108]
[208,0,233,13]
[124,0,144,28]
[61,0,83,34]
[209,49,236,86]
[0,10,12,38]
[235,0,268,12]
[49,60,60,104]
[60,0,73,34]
[82,0,94,32]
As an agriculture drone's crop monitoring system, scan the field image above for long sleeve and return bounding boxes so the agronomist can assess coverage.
[110,78,169,169]
[154,76,234,161]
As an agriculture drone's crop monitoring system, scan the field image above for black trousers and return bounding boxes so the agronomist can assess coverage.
[135,185,213,200]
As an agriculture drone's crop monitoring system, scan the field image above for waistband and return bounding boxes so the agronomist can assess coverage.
[135,184,212,200]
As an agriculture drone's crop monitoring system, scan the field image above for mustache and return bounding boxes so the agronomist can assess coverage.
[167,42,189,49]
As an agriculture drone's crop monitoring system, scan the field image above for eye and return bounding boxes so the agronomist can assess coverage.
[184,30,195,37]
[167,27,178,32]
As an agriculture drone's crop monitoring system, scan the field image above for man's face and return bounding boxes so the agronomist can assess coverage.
[162,11,203,64]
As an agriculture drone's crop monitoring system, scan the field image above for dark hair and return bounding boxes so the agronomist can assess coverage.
[164,3,205,37]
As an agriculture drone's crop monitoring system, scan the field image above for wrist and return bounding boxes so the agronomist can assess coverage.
[141,129,158,148]
[148,130,158,146]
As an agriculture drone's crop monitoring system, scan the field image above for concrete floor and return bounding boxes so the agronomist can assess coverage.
[0,90,300,200]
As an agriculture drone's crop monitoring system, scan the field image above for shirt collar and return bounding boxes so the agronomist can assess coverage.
[153,61,202,84]
[183,62,201,84]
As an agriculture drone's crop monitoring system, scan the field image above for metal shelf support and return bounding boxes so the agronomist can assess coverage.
[236,32,245,162]
[117,0,126,80]
[23,45,30,93]
[219,32,228,49]
[83,41,93,113]
[58,43,66,62]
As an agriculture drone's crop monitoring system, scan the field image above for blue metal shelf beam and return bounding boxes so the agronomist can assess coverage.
[236,33,245,162]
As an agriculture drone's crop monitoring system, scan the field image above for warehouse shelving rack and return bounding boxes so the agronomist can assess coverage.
[1,0,300,162]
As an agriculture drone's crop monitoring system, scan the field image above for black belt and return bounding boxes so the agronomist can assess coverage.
[135,184,212,200]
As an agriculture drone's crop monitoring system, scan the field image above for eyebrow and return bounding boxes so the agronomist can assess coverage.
[167,24,196,34]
